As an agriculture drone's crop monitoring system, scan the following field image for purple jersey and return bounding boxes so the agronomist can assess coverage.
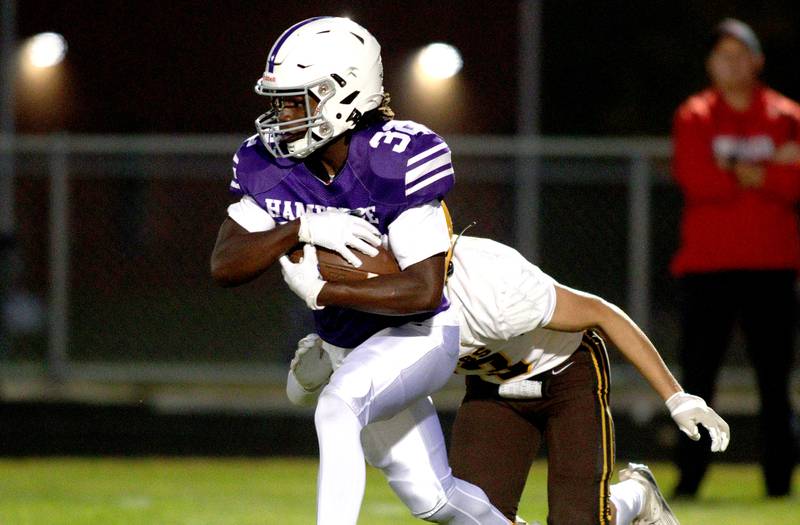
[229,120,455,348]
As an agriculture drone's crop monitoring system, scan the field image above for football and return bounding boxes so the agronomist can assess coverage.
[288,244,400,282]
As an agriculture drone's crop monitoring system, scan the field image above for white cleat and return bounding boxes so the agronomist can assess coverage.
[619,463,680,525]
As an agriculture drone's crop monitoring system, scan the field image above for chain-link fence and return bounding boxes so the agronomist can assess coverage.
[0,134,773,393]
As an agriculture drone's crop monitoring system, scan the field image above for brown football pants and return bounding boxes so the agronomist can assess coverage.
[449,331,615,525]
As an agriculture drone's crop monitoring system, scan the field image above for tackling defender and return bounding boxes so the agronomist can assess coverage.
[210,17,508,525]
[288,235,730,525]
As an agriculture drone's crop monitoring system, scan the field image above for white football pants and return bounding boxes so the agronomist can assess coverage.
[314,308,507,525]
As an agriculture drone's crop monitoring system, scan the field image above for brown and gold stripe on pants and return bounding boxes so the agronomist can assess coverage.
[449,330,615,524]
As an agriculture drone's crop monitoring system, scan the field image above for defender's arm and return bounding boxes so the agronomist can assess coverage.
[546,283,729,452]
[545,284,681,400]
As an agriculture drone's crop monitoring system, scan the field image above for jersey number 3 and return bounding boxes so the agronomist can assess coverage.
[368,121,430,154]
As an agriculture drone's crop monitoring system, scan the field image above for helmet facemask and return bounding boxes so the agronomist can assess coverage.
[254,77,338,159]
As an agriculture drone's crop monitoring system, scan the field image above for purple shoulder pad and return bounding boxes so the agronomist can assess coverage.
[351,121,454,205]
[230,135,296,196]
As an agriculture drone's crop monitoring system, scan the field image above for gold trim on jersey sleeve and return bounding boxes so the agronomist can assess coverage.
[442,200,455,283]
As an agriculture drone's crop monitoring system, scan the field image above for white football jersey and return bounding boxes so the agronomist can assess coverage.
[447,236,583,384]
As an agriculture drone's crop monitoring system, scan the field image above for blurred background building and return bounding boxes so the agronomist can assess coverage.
[0,0,798,456]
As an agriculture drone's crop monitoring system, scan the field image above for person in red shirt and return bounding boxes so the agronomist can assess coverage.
[671,18,800,498]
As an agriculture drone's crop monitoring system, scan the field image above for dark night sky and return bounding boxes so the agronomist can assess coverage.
[14,0,800,136]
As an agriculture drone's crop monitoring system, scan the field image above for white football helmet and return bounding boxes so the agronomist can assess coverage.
[254,17,385,158]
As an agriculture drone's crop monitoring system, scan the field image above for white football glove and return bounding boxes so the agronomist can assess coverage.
[279,244,326,310]
[298,211,380,268]
[666,392,730,452]
[290,333,333,392]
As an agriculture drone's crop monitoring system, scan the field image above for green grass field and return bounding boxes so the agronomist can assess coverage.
[0,458,797,524]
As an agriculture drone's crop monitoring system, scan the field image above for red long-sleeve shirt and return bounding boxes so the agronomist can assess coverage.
[670,86,800,276]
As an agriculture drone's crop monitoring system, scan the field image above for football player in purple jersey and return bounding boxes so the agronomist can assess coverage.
[210,17,509,525]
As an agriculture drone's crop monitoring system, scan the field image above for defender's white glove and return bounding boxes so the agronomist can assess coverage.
[290,333,333,392]
[279,244,326,310]
[666,392,730,452]
[298,211,380,268]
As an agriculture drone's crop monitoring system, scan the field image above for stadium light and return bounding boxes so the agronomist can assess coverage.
[415,42,463,81]
[17,32,70,130]
[25,32,68,69]
[403,42,466,132]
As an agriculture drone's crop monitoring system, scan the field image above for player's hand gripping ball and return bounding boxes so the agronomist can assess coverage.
[288,244,400,282]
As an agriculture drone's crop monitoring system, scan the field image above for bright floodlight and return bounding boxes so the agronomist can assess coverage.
[28,32,68,68]
[417,43,463,79]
